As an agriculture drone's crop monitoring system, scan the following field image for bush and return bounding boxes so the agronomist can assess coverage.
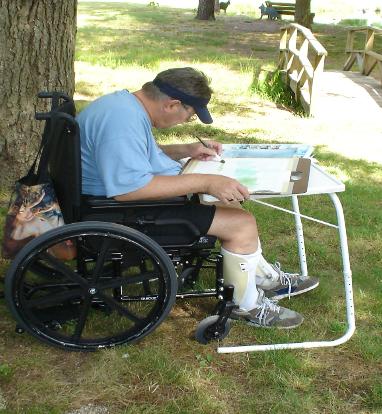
[251,66,304,114]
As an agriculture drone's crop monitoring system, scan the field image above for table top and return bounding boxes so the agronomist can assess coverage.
[200,161,345,202]
[305,162,345,195]
[250,162,345,200]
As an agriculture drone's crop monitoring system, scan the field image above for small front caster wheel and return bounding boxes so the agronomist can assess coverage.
[195,315,231,345]
[178,266,196,290]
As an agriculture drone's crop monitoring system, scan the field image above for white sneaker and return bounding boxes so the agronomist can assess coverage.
[231,290,304,329]
[259,262,319,300]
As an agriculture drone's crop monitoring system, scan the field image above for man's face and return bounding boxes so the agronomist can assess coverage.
[156,100,196,128]
[180,103,197,123]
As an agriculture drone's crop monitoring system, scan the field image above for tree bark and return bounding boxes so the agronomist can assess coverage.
[295,0,312,28]
[214,0,220,14]
[0,1,77,190]
[196,0,215,21]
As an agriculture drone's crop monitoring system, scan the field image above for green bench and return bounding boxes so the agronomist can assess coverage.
[265,1,296,17]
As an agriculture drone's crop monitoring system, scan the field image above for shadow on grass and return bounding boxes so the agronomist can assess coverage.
[76,2,276,72]
[154,122,266,144]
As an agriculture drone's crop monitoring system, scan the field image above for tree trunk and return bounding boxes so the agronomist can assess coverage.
[0,1,77,190]
[196,0,215,21]
[295,0,312,28]
[214,0,220,14]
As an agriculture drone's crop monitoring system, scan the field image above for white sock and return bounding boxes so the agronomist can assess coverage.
[256,237,279,289]
[221,247,261,311]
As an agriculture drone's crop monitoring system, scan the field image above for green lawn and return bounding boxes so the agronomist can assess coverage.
[0,2,381,413]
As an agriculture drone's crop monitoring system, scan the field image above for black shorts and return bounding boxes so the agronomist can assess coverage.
[129,203,216,245]
[145,203,216,235]
[82,196,216,245]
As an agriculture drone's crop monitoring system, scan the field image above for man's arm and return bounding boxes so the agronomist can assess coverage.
[160,141,222,161]
[159,143,192,160]
[114,174,250,204]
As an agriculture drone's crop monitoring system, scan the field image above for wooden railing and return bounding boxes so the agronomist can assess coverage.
[343,26,382,85]
[278,23,327,115]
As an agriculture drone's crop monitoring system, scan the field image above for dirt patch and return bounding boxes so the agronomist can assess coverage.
[219,14,284,33]
[66,405,109,414]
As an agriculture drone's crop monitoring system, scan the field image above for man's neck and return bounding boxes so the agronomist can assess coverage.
[133,90,156,127]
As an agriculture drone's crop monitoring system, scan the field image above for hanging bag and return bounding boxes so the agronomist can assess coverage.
[2,122,75,260]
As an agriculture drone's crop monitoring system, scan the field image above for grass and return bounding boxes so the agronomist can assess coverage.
[250,68,305,114]
[1,1,382,413]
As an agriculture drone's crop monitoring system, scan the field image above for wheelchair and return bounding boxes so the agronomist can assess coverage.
[4,92,236,351]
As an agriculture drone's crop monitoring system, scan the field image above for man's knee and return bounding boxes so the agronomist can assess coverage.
[207,206,258,249]
[233,209,258,238]
[214,205,256,227]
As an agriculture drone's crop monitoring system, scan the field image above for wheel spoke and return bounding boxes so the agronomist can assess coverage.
[24,287,83,309]
[72,296,92,343]
[91,238,112,283]
[39,252,89,289]
[96,291,143,324]
[30,260,65,280]
[97,271,159,290]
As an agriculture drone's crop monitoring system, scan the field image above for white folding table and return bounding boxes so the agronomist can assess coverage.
[216,162,356,353]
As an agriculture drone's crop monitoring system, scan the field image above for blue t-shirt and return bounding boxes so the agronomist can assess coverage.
[77,90,181,197]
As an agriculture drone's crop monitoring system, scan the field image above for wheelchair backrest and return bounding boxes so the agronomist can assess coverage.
[36,92,82,224]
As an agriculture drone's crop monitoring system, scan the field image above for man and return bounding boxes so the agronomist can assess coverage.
[78,67,318,329]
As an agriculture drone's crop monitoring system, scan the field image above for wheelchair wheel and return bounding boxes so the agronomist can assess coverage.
[195,315,231,345]
[5,222,177,351]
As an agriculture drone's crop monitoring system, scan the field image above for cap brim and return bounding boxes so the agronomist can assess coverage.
[194,106,213,124]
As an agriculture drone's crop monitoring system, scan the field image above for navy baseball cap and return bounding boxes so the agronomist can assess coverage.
[153,78,213,124]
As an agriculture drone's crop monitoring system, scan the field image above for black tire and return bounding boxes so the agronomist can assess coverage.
[177,266,196,290]
[195,315,231,345]
[5,222,177,351]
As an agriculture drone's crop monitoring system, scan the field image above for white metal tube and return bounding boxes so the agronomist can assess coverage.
[292,195,308,276]
[253,199,339,228]
[218,332,356,353]
[329,193,355,333]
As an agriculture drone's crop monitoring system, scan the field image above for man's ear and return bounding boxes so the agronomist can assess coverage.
[163,98,181,113]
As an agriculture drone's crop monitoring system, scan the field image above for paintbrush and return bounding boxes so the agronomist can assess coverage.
[196,136,225,163]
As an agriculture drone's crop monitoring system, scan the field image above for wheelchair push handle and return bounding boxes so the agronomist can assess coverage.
[35,112,51,121]
[38,91,71,101]
[35,91,76,123]
[37,91,73,113]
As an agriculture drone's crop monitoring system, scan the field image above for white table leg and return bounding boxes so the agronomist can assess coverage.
[217,192,355,353]
[292,195,308,277]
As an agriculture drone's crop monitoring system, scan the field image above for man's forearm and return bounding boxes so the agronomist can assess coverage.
[159,143,191,160]
[114,174,207,201]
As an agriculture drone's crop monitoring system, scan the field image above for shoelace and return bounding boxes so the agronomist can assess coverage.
[272,261,299,299]
[255,291,280,326]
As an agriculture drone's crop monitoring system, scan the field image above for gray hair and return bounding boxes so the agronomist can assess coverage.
[142,67,212,101]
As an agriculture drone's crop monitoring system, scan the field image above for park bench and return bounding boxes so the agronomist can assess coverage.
[265,1,295,17]
[265,1,315,25]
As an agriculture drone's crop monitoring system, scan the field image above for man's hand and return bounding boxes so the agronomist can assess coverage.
[188,140,223,161]
[206,175,250,204]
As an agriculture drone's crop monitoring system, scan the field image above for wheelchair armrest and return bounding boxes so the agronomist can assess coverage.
[82,195,189,209]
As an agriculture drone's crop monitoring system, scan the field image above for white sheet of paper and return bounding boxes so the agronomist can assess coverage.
[182,158,297,193]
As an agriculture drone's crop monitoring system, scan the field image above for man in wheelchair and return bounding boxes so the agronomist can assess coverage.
[78,66,319,330]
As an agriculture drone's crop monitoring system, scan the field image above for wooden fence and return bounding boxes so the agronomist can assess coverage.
[278,23,327,116]
[343,26,382,86]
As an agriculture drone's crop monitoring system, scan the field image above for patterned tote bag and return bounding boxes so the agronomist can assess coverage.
[2,130,75,260]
